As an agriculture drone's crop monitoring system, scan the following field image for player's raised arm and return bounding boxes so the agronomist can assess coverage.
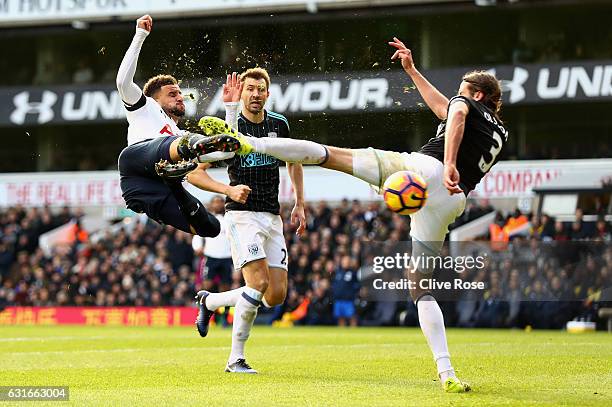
[223,72,243,130]
[443,99,469,195]
[116,15,152,106]
[389,37,449,120]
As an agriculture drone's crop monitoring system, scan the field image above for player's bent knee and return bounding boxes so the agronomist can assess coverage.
[247,277,269,294]
[264,289,287,307]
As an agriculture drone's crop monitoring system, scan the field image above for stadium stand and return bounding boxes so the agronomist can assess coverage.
[1,201,609,329]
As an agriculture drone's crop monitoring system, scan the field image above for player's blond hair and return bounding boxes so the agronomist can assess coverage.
[143,74,178,98]
[240,67,271,90]
[462,70,502,116]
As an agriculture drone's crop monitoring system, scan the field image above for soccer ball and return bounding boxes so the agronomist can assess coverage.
[383,171,428,215]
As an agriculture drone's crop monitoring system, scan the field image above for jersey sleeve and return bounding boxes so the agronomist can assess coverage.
[448,95,473,112]
[280,118,290,138]
[116,28,149,108]
[268,112,290,137]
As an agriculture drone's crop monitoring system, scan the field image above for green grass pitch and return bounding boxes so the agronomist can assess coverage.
[1,325,611,406]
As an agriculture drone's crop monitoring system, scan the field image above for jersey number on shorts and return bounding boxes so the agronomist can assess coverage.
[478,131,503,173]
[281,249,287,265]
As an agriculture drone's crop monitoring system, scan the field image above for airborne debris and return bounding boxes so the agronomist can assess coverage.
[372,62,379,68]
[98,46,106,55]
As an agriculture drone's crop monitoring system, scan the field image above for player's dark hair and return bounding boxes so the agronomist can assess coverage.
[462,71,502,116]
[143,74,178,98]
[240,67,271,90]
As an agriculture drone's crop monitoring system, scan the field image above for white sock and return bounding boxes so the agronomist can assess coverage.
[197,151,235,163]
[228,286,262,364]
[417,295,456,381]
[261,296,271,308]
[247,136,327,164]
[205,287,243,311]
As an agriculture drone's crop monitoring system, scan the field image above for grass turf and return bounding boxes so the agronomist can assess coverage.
[1,325,610,406]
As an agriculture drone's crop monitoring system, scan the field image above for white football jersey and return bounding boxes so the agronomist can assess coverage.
[125,94,186,146]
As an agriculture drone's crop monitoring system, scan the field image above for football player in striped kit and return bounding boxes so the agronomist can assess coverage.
[190,69,306,374]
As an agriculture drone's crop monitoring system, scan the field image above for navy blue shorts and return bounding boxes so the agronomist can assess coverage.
[205,256,234,285]
[118,137,195,234]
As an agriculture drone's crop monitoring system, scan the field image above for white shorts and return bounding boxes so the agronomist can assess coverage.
[358,149,466,252]
[224,210,288,271]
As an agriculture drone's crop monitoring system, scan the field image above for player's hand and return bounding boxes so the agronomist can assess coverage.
[443,164,463,195]
[223,72,243,103]
[136,15,152,32]
[291,203,307,237]
[227,184,251,204]
[388,37,416,74]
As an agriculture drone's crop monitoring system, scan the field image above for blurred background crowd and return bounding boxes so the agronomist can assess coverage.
[1,199,609,329]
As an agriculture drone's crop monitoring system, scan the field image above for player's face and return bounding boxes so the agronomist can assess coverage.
[241,77,269,114]
[458,80,484,102]
[157,84,185,117]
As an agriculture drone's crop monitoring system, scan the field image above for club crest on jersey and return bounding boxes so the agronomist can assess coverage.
[247,243,260,256]
[267,132,277,138]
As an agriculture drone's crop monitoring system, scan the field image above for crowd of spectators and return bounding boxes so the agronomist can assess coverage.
[0,201,610,330]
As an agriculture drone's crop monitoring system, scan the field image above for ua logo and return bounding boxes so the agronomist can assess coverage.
[491,67,529,104]
[10,91,58,124]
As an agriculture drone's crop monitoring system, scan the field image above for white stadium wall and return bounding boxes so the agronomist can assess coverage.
[0,159,610,213]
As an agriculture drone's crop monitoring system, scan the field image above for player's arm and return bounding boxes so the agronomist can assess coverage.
[223,72,243,130]
[443,99,469,195]
[116,15,152,106]
[186,163,251,204]
[389,37,449,120]
[287,162,306,236]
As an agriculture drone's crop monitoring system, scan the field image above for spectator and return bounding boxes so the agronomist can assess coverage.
[331,255,360,327]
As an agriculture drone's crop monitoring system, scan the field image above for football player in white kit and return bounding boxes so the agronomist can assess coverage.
[116,15,246,237]
[200,37,509,392]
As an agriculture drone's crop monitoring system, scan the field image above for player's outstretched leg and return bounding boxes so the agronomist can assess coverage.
[198,116,390,189]
[174,131,241,161]
[198,116,328,164]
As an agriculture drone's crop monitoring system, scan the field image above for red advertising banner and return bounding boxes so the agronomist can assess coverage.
[0,307,198,327]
